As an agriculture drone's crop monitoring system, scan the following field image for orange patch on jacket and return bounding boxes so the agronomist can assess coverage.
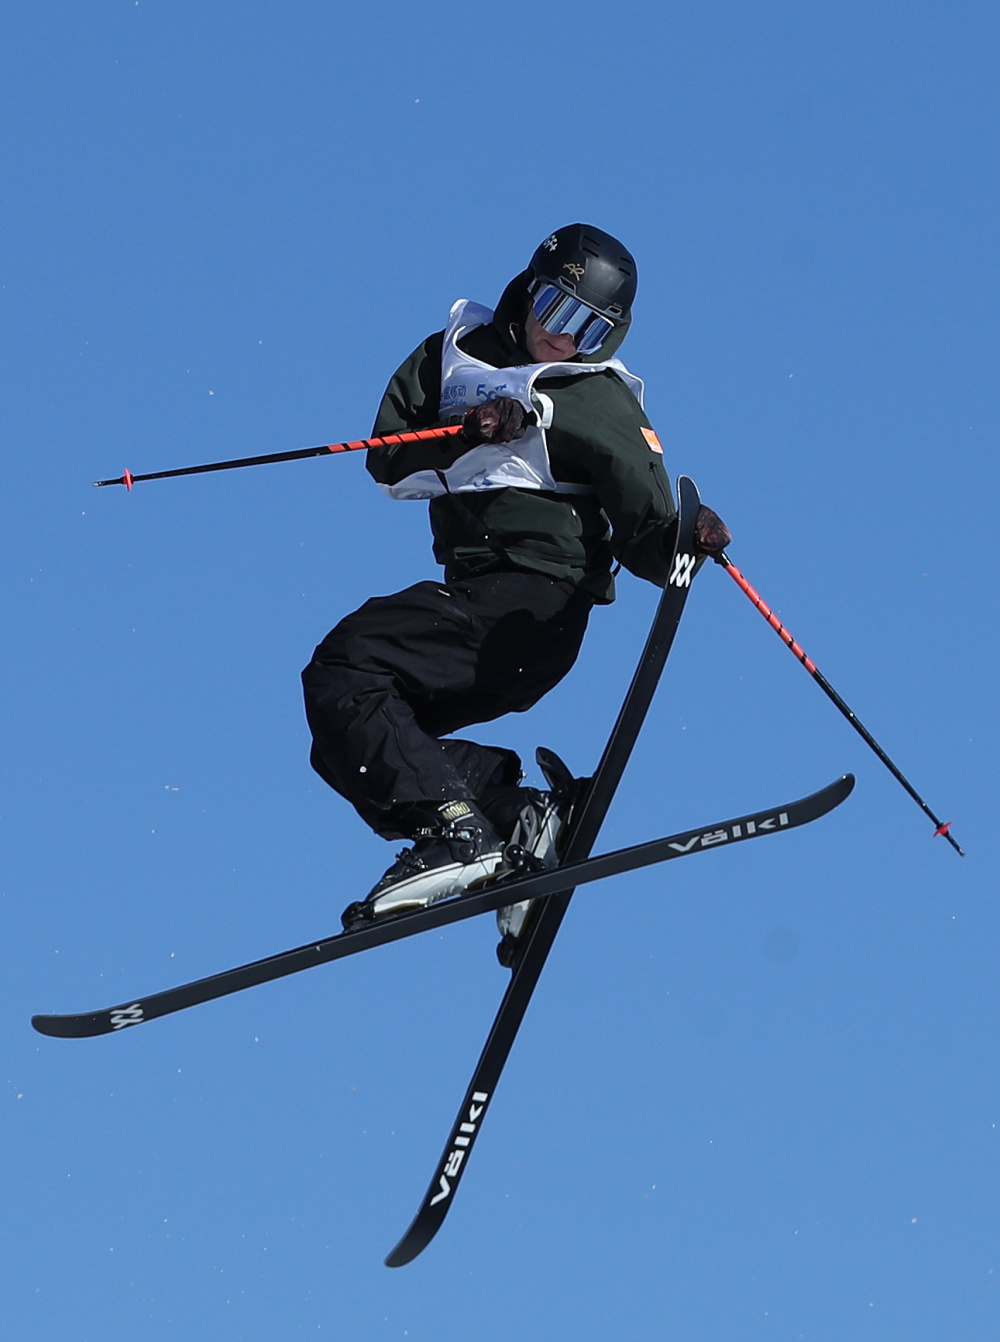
[641,427,663,453]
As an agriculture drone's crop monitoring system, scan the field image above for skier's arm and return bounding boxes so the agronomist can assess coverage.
[366,332,473,487]
[545,372,680,587]
[370,333,444,435]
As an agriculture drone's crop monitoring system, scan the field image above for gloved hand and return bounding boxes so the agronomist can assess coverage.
[461,397,529,446]
[694,504,732,555]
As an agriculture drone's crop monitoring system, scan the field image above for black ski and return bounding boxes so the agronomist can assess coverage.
[385,474,704,1267]
[30,773,853,1040]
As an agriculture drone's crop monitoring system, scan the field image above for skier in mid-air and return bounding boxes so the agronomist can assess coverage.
[302,224,731,962]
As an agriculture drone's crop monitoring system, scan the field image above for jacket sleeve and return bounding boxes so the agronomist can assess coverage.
[544,370,678,587]
[367,331,471,488]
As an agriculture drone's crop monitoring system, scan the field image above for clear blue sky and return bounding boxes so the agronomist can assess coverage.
[3,2,998,1338]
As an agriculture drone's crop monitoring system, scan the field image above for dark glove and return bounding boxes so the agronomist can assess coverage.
[694,504,732,555]
[461,397,529,446]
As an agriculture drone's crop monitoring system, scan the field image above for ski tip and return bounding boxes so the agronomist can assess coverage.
[384,1234,424,1269]
[676,474,700,507]
[31,1010,109,1039]
[31,1013,66,1038]
[384,1211,441,1267]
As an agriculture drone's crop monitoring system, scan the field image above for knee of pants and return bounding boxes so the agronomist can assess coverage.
[302,656,396,714]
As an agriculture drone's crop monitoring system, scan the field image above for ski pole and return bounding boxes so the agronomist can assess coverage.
[92,424,466,490]
[715,553,963,856]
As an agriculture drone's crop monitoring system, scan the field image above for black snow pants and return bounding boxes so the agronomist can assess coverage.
[302,571,593,839]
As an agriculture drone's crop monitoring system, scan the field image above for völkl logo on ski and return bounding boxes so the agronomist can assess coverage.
[110,1003,144,1029]
[669,551,695,588]
[667,812,789,853]
[429,1091,489,1206]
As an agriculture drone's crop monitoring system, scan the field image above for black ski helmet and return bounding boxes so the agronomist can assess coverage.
[529,224,637,322]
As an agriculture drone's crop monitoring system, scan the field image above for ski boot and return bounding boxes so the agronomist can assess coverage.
[495,748,581,969]
[341,800,506,932]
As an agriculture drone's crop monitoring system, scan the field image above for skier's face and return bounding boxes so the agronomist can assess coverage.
[525,310,578,362]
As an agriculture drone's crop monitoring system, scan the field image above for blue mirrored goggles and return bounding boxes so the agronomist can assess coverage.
[529,281,615,355]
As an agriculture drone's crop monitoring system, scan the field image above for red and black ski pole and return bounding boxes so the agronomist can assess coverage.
[92,424,467,490]
[715,553,963,855]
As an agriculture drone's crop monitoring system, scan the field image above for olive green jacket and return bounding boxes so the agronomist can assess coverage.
[366,270,677,602]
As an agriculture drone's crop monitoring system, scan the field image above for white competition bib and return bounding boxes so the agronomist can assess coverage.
[378,299,644,500]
